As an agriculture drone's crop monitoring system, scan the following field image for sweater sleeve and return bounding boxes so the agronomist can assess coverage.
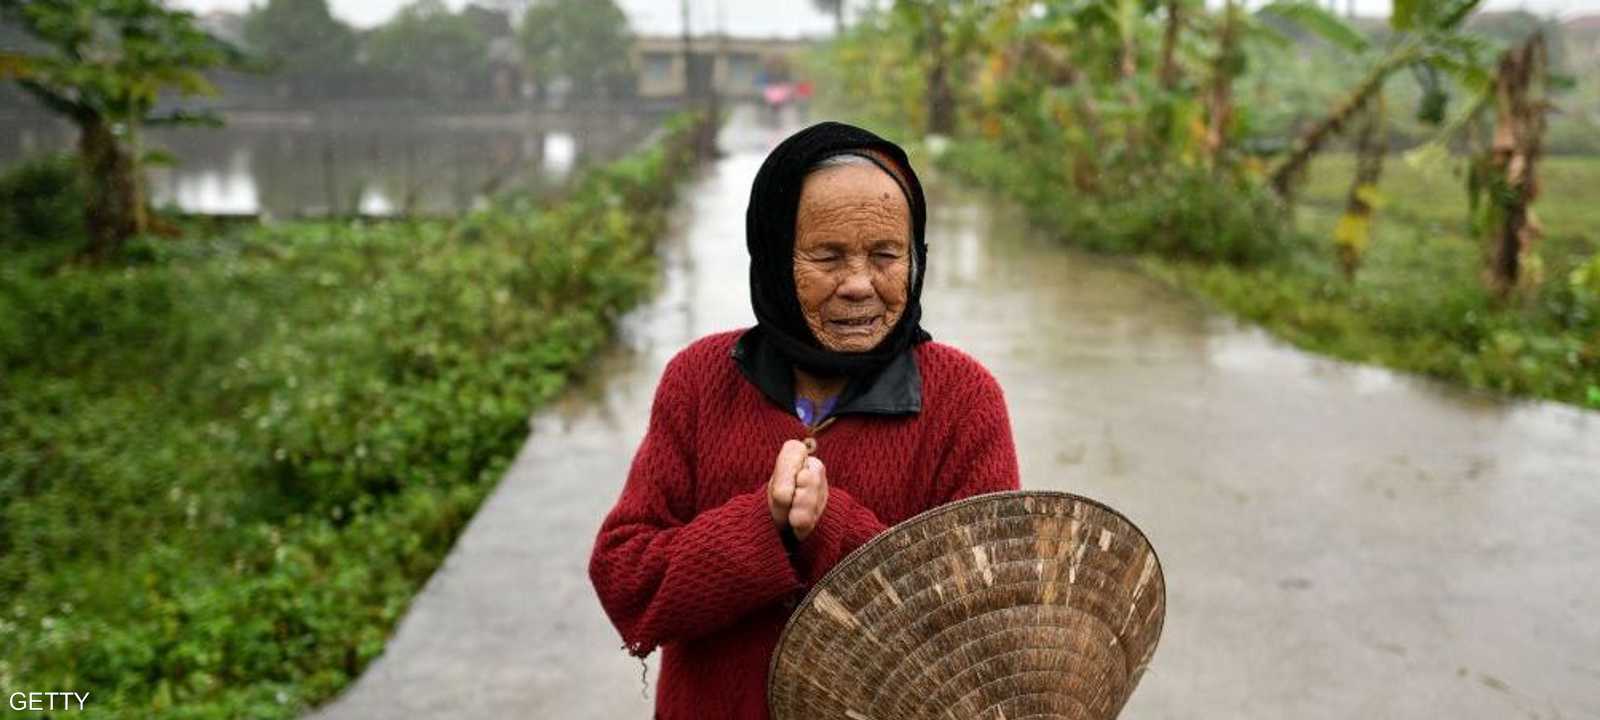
[932,365,1023,504]
[588,353,803,658]
[794,486,887,586]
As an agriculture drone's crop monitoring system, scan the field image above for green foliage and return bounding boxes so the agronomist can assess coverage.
[939,137,1288,265]
[815,0,1290,265]
[0,116,704,718]
[803,12,927,133]
[242,0,359,100]
[0,0,242,125]
[1392,0,1482,34]
[365,0,488,100]
[1150,153,1600,407]
[0,152,84,250]
[1,0,249,257]
[1257,1,1371,54]
[519,0,635,99]
[811,0,1595,407]
[1571,254,1600,300]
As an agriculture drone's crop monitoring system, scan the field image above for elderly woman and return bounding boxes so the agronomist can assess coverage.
[588,122,1021,719]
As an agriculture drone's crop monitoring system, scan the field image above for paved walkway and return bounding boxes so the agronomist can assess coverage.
[307,109,1600,719]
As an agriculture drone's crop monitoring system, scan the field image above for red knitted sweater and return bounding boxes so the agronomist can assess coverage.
[588,329,1021,719]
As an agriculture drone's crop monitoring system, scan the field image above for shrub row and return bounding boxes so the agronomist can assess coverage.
[933,135,1598,407]
[0,113,705,718]
[937,137,1290,267]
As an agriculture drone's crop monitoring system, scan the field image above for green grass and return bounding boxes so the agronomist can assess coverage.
[1295,152,1600,257]
[1142,152,1600,407]
[0,115,704,718]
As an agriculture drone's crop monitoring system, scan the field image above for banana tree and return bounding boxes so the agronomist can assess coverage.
[0,0,245,260]
[1204,0,1241,162]
[1268,0,1492,196]
[1334,94,1386,276]
[967,0,1159,187]
[890,0,980,135]
[1158,0,1186,89]
[1471,32,1551,297]
[1190,0,1371,167]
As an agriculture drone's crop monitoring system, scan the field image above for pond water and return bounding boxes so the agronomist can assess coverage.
[0,109,661,217]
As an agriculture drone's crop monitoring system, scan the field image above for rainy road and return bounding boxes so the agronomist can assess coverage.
[306,108,1600,720]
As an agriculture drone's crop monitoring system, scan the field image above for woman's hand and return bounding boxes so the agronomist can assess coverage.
[768,440,829,540]
[768,440,809,529]
[789,456,829,541]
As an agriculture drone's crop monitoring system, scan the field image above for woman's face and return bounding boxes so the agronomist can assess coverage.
[793,162,913,354]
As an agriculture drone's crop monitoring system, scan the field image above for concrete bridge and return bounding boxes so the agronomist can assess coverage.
[631,34,815,101]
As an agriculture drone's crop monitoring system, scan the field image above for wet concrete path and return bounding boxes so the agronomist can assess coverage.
[307,110,1600,720]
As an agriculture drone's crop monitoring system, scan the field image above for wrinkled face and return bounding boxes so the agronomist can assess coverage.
[793,162,913,353]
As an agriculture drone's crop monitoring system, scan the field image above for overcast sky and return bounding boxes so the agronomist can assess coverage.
[172,0,1599,34]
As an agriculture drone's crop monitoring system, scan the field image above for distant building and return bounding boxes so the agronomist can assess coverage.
[631,34,815,100]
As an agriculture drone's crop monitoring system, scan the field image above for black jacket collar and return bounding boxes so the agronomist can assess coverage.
[731,327,922,419]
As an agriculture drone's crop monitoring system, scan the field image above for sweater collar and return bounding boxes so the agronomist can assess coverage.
[731,327,922,418]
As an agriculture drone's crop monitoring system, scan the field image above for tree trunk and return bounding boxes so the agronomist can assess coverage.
[1159,0,1183,90]
[925,8,955,135]
[1335,95,1386,278]
[78,115,138,261]
[127,124,150,236]
[1024,40,1103,192]
[1269,51,1407,197]
[1205,0,1238,164]
[1120,29,1138,81]
[1483,34,1549,296]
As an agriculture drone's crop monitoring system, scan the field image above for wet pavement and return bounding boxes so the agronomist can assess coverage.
[306,108,1600,720]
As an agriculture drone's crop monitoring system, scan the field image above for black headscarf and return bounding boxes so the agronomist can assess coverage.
[744,121,931,378]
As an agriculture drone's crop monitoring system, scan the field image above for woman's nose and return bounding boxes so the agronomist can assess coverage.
[835,267,875,301]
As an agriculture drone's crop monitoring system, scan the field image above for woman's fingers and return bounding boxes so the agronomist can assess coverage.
[769,474,795,527]
[774,444,832,536]
[804,457,825,484]
[774,472,796,505]
[769,440,809,528]
[789,491,817,539]
[814,464,828,518]
[776,440,808,476]
[790,457,829,540]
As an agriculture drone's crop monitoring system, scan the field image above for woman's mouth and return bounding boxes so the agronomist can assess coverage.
[827,316,881,334]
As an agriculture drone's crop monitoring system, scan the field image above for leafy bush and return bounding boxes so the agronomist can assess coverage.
[938,137,1289,266]
[1141,202,1600,408]
[0,114,704,718]
[0,152,85,251]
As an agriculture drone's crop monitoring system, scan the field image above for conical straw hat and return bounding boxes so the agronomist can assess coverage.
[768,491,1165,720]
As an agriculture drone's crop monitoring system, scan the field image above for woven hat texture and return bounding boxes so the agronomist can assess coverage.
[768,491,1165,720]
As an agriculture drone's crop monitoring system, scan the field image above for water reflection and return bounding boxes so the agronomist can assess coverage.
[0,111,654,217]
